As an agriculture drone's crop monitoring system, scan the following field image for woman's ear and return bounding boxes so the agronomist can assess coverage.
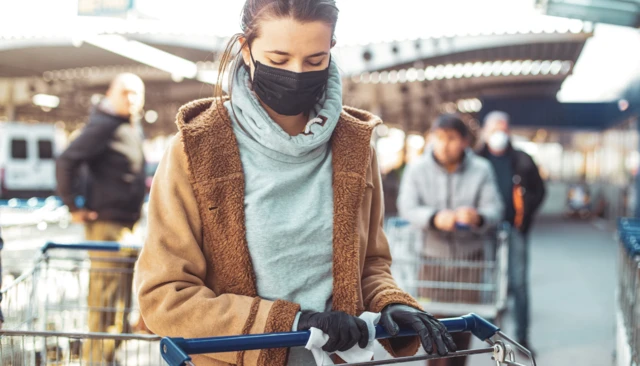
[239,36,251,68]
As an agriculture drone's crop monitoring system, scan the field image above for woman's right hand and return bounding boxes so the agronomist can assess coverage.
[297,311,369,352]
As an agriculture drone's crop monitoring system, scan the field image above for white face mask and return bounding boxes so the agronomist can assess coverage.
[488,131,509,152]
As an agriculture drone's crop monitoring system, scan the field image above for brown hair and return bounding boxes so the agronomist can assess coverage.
[214,0,339,106]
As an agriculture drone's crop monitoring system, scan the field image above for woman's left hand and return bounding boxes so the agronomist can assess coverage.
[380,304,457,356]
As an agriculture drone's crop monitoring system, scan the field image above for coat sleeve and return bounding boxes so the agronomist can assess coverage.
[397,162,438,230]
[361,145,423,358]
[134,133,299,366]
[474,163,505,234]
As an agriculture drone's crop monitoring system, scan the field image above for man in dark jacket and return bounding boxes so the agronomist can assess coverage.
[56,73,146,364]
[478,111,546,351]
[382,163,405,218]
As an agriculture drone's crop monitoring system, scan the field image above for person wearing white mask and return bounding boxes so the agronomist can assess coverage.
[478,111,546,354]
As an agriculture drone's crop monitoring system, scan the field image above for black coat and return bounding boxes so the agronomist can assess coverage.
[382,165,405,216]
[479,144,546,234]
[56,109,146,225]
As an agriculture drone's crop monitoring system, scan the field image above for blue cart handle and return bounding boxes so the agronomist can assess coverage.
[161,313,499,366]
[41,241,142,254]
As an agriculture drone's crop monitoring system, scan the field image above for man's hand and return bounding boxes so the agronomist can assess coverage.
[454,207,481,227]
[434,210,456,232]
[71,210,98,224]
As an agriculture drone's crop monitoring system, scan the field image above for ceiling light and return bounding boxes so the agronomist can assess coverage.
[85,35,198,80]
[145,110,159,124]
[32,94,60,109]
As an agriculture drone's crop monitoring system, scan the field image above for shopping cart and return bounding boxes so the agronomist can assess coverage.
[384,218,510,322]
[160,313,535,366]
[616,217,640,364]
[0,241,162,365]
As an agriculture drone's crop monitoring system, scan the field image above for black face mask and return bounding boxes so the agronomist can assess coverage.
[249,51,330,116]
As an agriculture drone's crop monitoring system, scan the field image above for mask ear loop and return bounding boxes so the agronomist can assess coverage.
[249,48,257,66]
[230,47,260,144]
[247,48,259,72]
[246,47,259,91]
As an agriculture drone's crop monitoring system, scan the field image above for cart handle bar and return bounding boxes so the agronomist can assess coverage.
[160,313,498,366]
[41,241,142,254]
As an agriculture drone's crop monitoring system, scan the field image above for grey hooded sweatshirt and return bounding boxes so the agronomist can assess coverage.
[397,148,504,258]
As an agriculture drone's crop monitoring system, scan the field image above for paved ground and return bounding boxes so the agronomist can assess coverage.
[468,216,617,366]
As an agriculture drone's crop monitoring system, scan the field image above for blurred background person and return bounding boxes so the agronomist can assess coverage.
[382,149,406,219]
[565,178,592,219]
[478,111,546,352]
[55,73,147,364]
[398,114,504,366]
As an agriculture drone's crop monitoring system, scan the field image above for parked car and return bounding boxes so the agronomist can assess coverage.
[0,122,60,199]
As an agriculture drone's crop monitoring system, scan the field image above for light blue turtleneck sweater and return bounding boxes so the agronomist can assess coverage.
[224,60,343,365]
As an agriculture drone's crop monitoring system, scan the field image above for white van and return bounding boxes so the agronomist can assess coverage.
[0,122,59,198]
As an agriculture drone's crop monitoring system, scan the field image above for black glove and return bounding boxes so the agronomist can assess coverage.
[380,304,457,356]
[297,311,369,353]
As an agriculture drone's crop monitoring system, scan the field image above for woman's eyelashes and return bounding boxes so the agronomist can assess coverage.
[266,59,325,67]
[268,59,287,66]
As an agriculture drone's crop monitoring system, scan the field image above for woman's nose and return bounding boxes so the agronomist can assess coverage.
[288,61,305,74]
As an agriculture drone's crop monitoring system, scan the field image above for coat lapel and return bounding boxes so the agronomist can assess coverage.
[178,98,258,297]
[330,107,380,315]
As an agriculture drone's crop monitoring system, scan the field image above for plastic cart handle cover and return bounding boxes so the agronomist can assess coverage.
[160,313,499,366]
[41,241,142,254]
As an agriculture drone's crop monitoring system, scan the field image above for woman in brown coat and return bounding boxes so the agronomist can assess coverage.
[134,1,456,365]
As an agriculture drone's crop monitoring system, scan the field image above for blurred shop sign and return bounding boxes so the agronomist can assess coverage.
[539,0,640,28]
[78,0,134,17]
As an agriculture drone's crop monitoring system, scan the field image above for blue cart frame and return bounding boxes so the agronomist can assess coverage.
[160,313,535,366]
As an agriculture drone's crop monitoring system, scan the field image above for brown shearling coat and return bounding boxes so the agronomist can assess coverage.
[135,98,422,366]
